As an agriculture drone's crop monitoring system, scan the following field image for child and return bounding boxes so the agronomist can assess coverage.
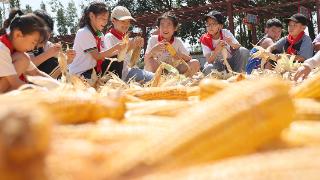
[69,2,125,79]
[0,13,51,93]
[104,6,153,82]
[30,10,76,79]
[294,51,320,80]
[267,13,313,63]
[200,10,249,75]
[246,18,283,74]
[312,33,320,52]
[144,12,200,76]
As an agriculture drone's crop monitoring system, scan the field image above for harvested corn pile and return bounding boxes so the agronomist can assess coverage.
[1,59,320,180]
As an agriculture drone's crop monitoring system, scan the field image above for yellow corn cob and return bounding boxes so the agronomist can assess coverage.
[281,120,320,146]
[130,46,142,67]
[0,104,51,180]
[292,71,320,98]
[221,47,233,72]
[102,78,294,178]
[199,78,228,100]
[126,100,193,117]
[165,43,177,57]
[294,99,320,121]
[117,34,129,62]
[137,147,320,180]
[125,86,190,100]
[40,94,126,124]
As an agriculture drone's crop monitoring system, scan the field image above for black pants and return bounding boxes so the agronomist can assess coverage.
[81,59,124,79]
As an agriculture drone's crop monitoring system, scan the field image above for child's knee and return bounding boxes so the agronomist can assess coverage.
[12,52,31,70]
[189,59,200,71]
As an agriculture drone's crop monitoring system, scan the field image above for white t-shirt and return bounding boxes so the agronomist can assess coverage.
[201,29,239,60]
[0,42,36,77]
[145,35,189,64]
[69,26,105,75]
[104,32,131,79]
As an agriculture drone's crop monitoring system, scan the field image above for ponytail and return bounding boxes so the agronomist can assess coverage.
[0,8,24,35]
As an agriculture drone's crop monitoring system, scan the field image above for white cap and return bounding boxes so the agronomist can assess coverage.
[111,6,136,22]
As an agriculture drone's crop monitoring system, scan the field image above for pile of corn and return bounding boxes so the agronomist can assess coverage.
[1,63,320,180]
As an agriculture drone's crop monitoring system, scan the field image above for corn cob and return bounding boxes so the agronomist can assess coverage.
[165,43,177,57]
[294,99,320,121]
[282,120,320,146]
[221,47,233,73]
[40,93,126,124]
[130,46,142,67]
[117,34,129,62]
[101,78,294,178]
[126,100,193,117]
[137,147,320,180]
[58,51,68,78]
[125,86,189,100]
[0,104,51,180]
[292,71,320,98]
[199,78,228,100]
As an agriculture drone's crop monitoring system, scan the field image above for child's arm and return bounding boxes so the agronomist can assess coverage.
[260,38,275,49]
[294,51,320,81]
[144,42,166,72]
[128,37,144,52]
[4,75,26,89]
[31,43,61,66]
[225,37,241,49]
[204,41,226,63]
[89,42,126,60]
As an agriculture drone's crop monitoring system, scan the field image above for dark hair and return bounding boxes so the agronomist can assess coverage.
[79,2,109,35]
[33,10,54,32]
[3,8,24,29]
[156,11,179,36]
[266,18,283,28]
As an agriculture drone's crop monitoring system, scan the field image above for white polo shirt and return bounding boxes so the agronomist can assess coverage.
[104,32,131,80]
[69,26,106,75]
[0,42,36,77]
[145,35,189,64]
[201,29,239,59]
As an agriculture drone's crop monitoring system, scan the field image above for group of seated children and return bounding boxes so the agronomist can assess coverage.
[1,1,319,93]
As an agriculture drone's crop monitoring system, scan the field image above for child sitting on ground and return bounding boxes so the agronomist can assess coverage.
[104,6,153,83]
[144,12,200,76]
[200,10,249,75]
[0,13,51,93]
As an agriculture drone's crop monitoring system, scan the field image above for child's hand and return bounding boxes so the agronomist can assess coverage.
[130,37,144,49]
[225,37,233,45]
[48,43,62,57]
[152,42,166,54]
[294,65,312,81]
[216,40,226,52]
[112,42,127,55]
[66,49,76,64]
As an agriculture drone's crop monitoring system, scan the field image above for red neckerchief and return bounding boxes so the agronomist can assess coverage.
[0,35,26,81]
[200,31,224,51]
[286,31,305,55]
[158,35,174,44]
[110,28,125,40]
[94,35,103,73]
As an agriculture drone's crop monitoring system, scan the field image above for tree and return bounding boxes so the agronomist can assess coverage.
[24,4,32,13]
[56,5,68,35]
[66,0,78,34]
[9,0,20,9]
[40,1,46,11]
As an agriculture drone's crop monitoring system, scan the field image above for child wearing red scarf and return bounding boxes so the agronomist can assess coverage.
[200,11,249,75]
[104,6,153,82]
[69,2,125,79]
[267,13,313,64]
[0,12,52,93]
[144,12,200,76]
